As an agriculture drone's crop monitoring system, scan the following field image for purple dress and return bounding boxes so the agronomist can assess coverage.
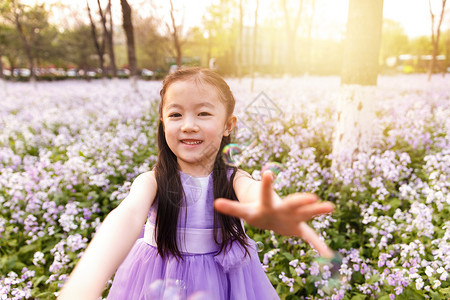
[107,171,279,300]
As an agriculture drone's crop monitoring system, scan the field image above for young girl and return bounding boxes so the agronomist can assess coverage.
[58,67,335,300]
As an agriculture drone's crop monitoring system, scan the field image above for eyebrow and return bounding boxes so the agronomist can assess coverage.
[165,102,215,110]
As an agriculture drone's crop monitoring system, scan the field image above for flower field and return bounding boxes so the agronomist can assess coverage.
[0,75,449,299]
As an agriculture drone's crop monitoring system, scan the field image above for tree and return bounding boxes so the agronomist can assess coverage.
[86,0,106,77]
[427,0,447,81]
[201,0,236,74]
[58,24,98,73]
[96,0,117,77]
[332,0,384,167]
[168,0,183,68]
[9,0,38,82]
[120,0,138,87]
[237,0,244,78]
[250,0,259,91]
[281,0,303,75]
[134,14,170,73]
[0,24,16,80]
[379,19,409,64]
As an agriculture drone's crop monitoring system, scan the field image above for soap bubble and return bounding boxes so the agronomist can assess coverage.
[261,162,283,177]
[256,241,264,252]
[312,252,343,295]
[187,291,213,300]
[261,162,284,185]
[145,279,165,300]
[222,144,244,167]
[145,279,186,300]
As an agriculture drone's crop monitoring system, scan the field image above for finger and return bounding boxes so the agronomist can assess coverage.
[298,223,334,258]
[283,193,319,210]
[214,198,249,219]
[293,202,335,222]
[260,170,274,208]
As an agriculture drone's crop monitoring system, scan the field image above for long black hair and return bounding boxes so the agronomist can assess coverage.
[153,67,249,260]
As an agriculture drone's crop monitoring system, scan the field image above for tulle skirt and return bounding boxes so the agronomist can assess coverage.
[107,238,279,300]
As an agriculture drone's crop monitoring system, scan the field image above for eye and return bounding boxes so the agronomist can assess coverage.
[168,113,181,118]
[198,112,212,116]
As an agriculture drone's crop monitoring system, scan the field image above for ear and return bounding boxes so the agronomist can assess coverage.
[223,115,237,137]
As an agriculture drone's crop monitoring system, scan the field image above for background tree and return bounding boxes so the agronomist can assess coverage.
[120,0,137,87]
[304,0,316,75]
[427,0,447,81]
[0,24,15,80]
[281,0,303,75]
[96,0,117,77]
[134,15,170,73]
[201,0,236,74]
[168,0,183,68]
[250,0,259,91]
[58,24,98,74]
[86,0,106,78]
[9,0,38,82]
[379,19,410,66]
[237,0,244,78]
[332,0,384,167]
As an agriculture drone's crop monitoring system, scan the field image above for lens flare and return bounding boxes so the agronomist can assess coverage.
[222,143,244,167]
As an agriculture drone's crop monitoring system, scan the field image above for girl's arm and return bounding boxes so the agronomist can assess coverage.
[215,169,334,258]
[58,171,157,299]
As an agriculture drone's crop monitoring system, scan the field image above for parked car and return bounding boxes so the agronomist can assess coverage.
[141,68,154,77]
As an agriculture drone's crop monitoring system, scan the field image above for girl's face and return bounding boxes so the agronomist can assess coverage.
[162,80,236,176]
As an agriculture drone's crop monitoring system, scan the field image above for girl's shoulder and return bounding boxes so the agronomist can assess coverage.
[128,171,157,200]
[133,171,157,187]
[232,168,255,187]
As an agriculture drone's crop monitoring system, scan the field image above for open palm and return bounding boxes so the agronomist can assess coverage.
[214,171,335,238]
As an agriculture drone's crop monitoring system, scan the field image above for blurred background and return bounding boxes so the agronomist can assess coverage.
[0,0,448,81]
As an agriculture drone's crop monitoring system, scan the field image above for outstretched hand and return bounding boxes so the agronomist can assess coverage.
[214,171,335,257]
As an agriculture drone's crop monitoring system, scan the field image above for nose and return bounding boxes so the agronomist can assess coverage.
[181,115,199,132]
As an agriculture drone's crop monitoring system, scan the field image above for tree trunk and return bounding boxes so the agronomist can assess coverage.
[169,0,182,67]
[332,0,383,167]
[305,0,316,75]
[237,0,243,79]
[97,0,116,78]
[0,52,6,94]
[120,0,138,89]
[250,0,259,92]
[282,0,303,75]
[427,0,446,81]
[87,0,105,78]
[107,0,117,77]
[11,0,35,84]
[0,53,4,80]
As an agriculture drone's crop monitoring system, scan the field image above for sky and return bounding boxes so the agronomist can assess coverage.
[24,0,446,39]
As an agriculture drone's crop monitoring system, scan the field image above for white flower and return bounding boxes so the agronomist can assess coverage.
[33,251,46,266]
[425,266,434,277]
[432,280,441,289]
[440,271,448,281]
[415,278,424,290]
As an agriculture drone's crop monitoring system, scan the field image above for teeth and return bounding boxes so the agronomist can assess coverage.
[182,140,202,145]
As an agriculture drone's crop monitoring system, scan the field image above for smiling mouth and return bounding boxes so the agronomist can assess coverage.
[180,139,203,145]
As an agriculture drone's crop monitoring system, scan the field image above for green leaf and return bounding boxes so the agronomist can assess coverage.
[430,292,440,300]
[367,273,380,284]
[282,252,295,261]
[18,243,38,255]
[351,294,366,300]
[441,287,450,295]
